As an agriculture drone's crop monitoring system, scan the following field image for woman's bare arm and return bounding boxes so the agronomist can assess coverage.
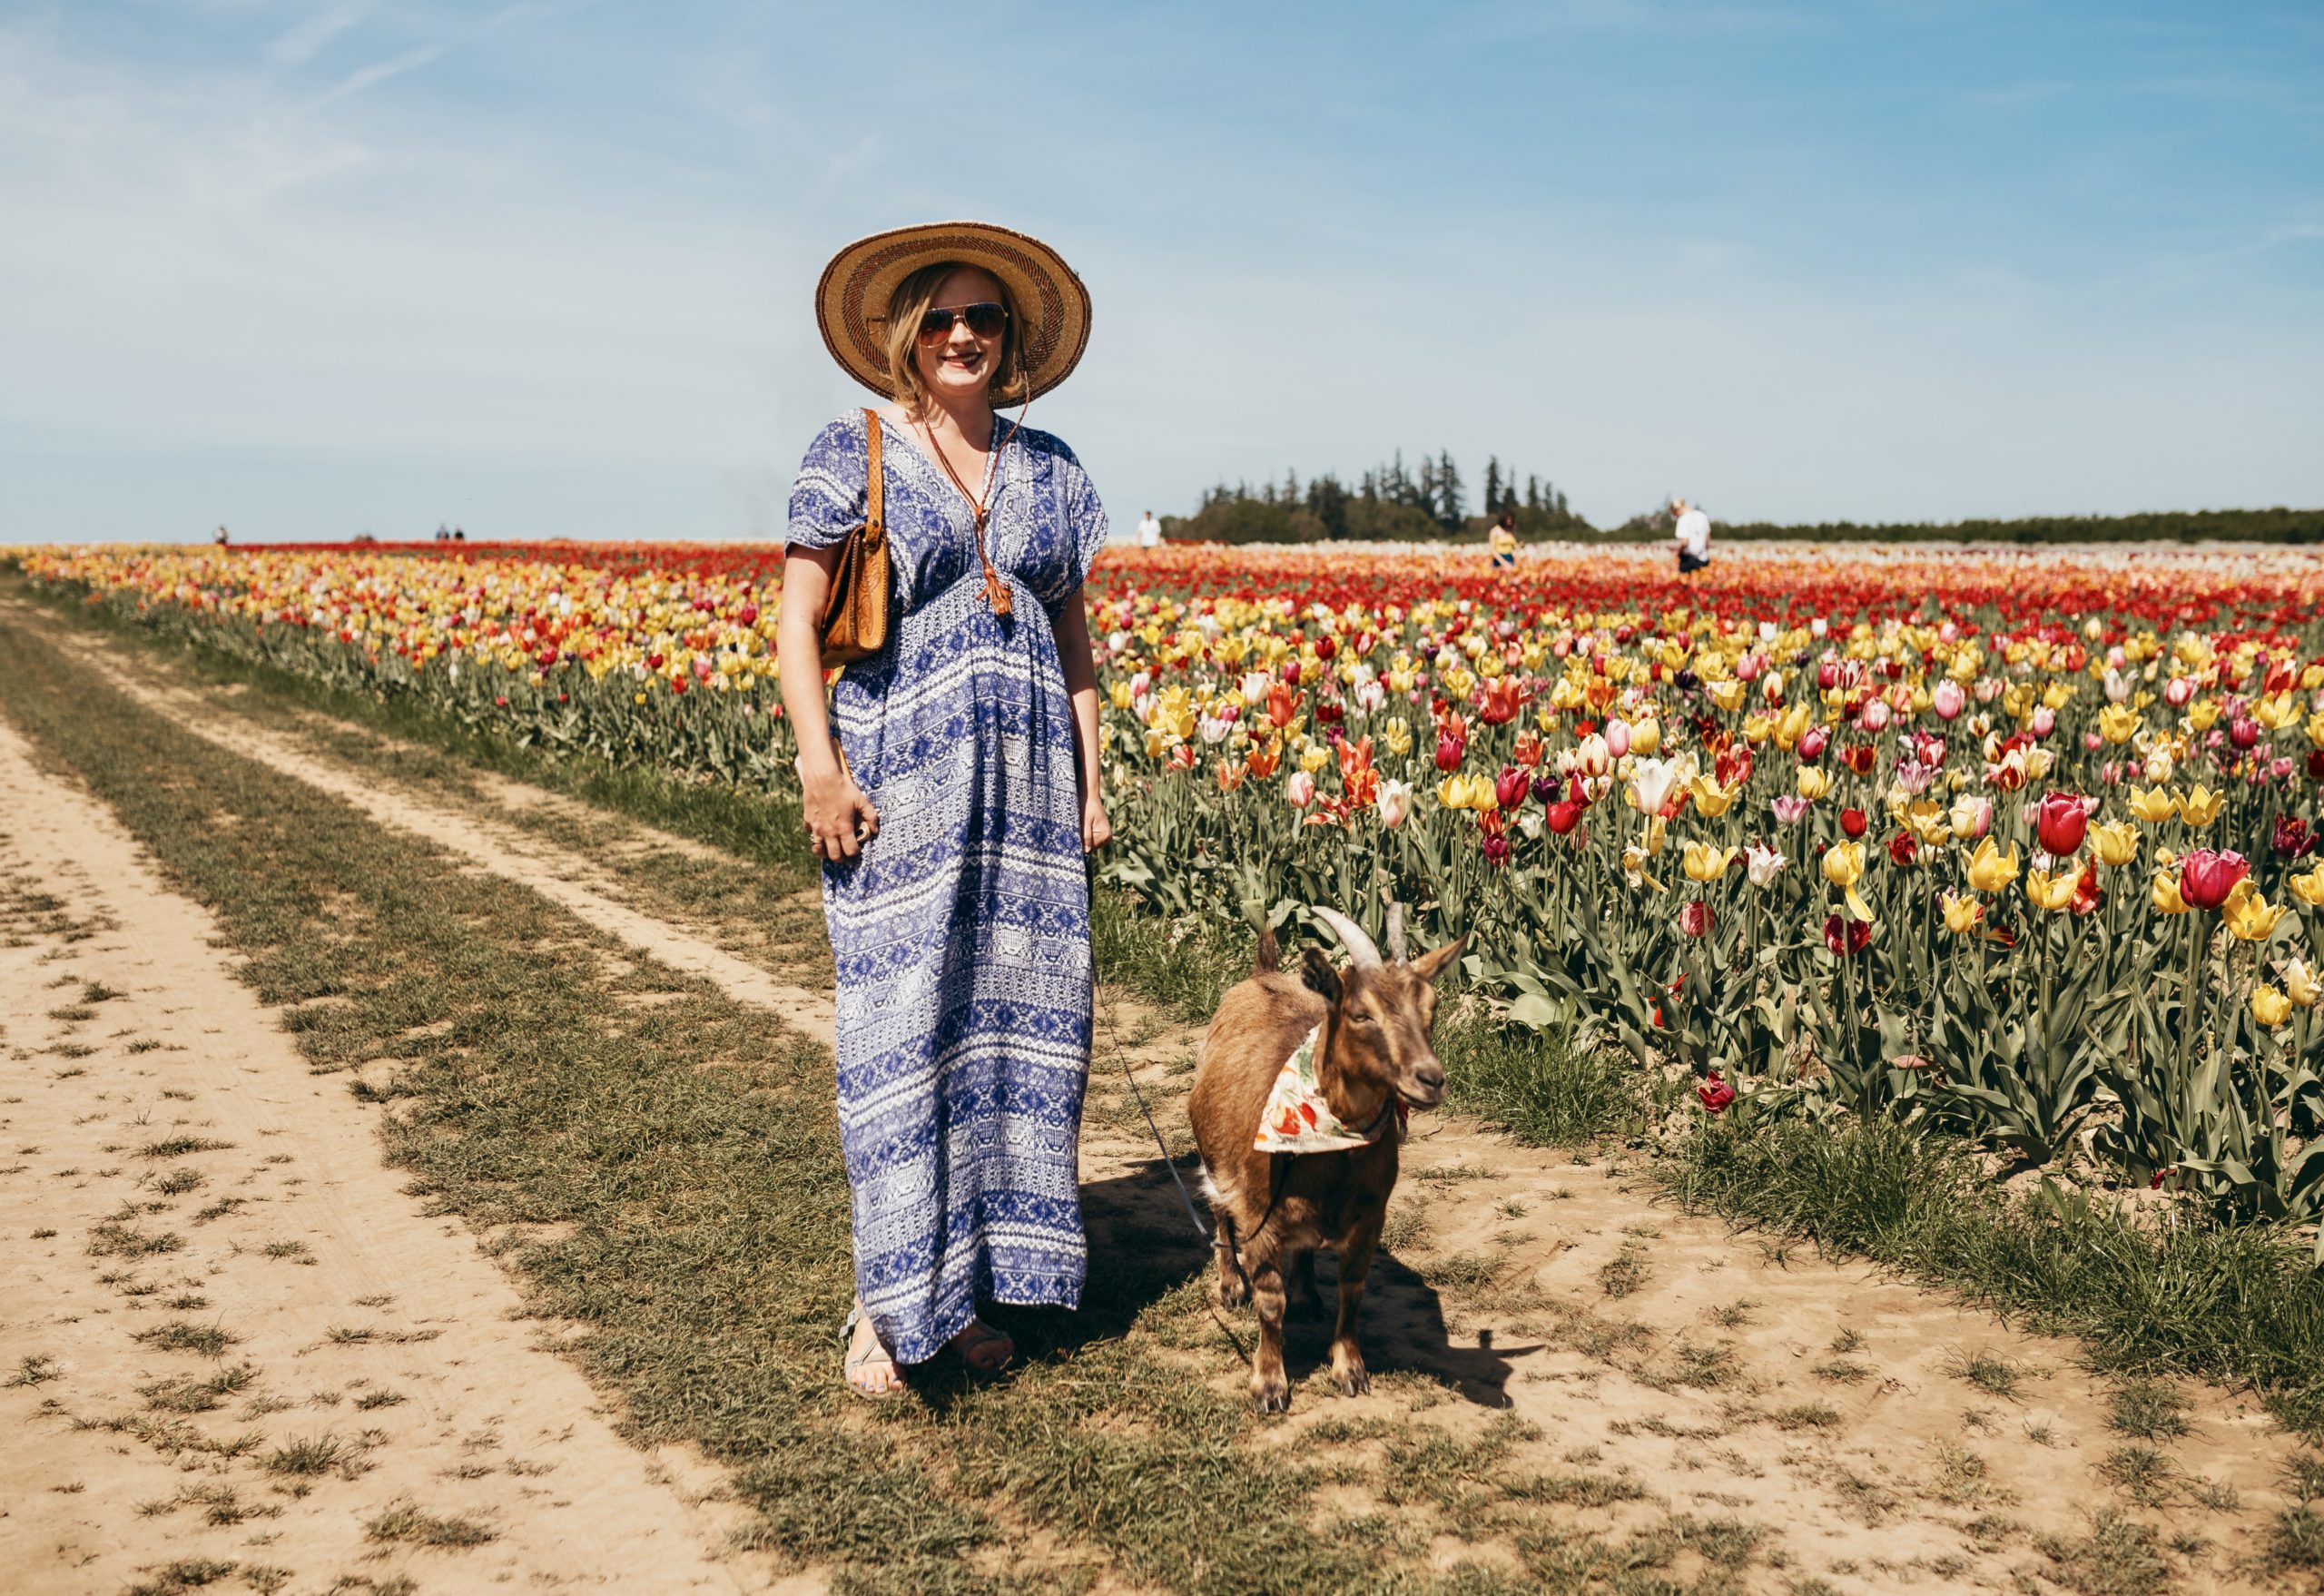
[1051,592,1110,852]
[775,547,880,861]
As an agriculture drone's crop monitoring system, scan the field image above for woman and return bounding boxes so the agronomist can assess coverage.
[1488,508,1518,569]
[774,223,1110,1398]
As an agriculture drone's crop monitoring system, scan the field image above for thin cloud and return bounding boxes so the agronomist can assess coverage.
[268,6,366,68]
[307,44,443,110]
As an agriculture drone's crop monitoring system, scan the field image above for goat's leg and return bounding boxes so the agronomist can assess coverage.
[1246,1241,1291,1414]
[1214,1214,1248,1310]
[1329,1221,1380,1397]
[1287,1247,1324,1320]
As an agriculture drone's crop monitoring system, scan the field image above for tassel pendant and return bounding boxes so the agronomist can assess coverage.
[983,565,1013,615]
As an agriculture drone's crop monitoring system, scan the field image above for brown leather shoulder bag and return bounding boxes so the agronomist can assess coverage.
[815,408,891,668]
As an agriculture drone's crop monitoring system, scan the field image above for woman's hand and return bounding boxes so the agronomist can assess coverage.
[1080,790,1112,854]
[802,755,880,862]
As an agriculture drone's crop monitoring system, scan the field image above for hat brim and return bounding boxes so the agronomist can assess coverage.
[816,222,1091,404]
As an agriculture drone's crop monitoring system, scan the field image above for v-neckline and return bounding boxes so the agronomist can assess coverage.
[879,407,1006,513]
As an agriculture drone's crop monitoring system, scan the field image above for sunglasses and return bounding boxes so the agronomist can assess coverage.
[916,302,1009,340]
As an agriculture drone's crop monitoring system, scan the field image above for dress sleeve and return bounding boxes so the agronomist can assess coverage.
[1058,443,1110,591]
[785,415,866,552]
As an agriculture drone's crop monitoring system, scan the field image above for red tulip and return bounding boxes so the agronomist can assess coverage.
[1887,830,1917,867]
[2230,716,2259,751]
[1546,800,1583,835]
[1495,765,1531,810]
[1798,725,1830,761]
[2035,791,2088,857]
[2178,848,2249,911]
[1697,1070,1736,1113]
[1435,734,1466,772]
[1840,807,1867,840]
[2272,815,2311,858]
[1482,832,1512,865]
[1823,914,1872,957]
[1680,900,1714,938]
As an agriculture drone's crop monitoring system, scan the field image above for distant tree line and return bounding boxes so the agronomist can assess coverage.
[1165,452,1594,545]
[1162,458,2324,547]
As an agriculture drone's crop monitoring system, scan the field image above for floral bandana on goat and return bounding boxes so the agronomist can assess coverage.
[1254,1024,1402,1153]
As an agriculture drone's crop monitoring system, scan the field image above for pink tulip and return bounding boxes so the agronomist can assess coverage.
[1859,699,1892,733]
[2230,717,2260,751]
[1931,680,1965,721]
[1605,718,1631,758]
[1771,795,1811,825]
[2164,676,2195,707]
[1286,770,1315,808]
[2030,705,2055,738]
[2179,848,2248,911]
[1798,725,1830,761]
[1377,780,1412,828]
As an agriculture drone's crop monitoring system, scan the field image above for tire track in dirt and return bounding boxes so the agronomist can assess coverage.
[0,715,805,1596]
[20,603,2316,1592]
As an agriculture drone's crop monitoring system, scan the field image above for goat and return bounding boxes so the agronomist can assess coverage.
[1187,903,1463,1413]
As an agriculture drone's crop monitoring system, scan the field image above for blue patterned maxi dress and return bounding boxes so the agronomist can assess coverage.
[786,409,1108,1365]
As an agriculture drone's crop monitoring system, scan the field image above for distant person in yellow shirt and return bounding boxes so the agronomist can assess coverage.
[1489,508,1518,569]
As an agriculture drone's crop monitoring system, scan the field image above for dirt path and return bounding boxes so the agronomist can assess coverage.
[10,603,2315,1592]
[0,717,800,1596]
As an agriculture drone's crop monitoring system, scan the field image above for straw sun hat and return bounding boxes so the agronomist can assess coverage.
[814,222,1092,403]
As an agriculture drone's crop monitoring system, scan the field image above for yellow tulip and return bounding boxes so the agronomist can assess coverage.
[2283,958,2322,1010]
[1688,773,1738,818]
[1708,680,1746,713]
[1965,837,2020,894]
[2290,866,2324,907]
[1940,890,1984,934]
[1381,718,1413,756]
[1901,799,1954,849]
[2221,880,2286,943]
[2089,822,2140,868]
[1796,765,1831,801]
[2125,785,2178,824]
[1621,844,1667,894]
[1773,702,1811,750]
[2024,866,2079,913]
[2308,709,2324,751]
[2187,698,2221,732]
[2152,868,2190,914]
[2252,985,2292,1029]
[2180,784,2224,827]
[1631,717,1662,754]
[2097,704,2140,744]
[1299,744,1331,774]
[1822,841,1876,923]
[1683,842,1738,882]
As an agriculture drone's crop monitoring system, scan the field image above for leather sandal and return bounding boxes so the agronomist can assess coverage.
[842,1305,904,1398]
[950,1316,1015,1374]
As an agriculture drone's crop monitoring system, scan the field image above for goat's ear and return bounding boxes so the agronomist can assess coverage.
[1410,936,1466,984]
[1298,946,1342,1001]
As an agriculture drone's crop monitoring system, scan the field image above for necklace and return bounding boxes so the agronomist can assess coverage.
[916,406,1028,616]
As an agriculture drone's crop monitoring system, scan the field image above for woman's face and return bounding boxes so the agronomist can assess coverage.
[912,267,1007,406]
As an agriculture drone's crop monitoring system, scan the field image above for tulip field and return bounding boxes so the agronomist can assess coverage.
[16,537,2324,1242]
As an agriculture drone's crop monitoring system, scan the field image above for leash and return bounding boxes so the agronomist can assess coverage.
[1111,1043,1257,1363]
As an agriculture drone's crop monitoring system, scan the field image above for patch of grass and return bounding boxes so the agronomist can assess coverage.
[262,1433,350,1476]
[6,1354,61,1387]
[2098,1444,2177,1507]
[137,1135,231,1159]
[2107,1381,2190,1441]
[124,1561,239,1596]
[1664,1118,2324,1440]
[1597,1243,1649,1299]
[1772,1401,1842,1431]
[2270,1505,2324,1573]
[1942,1349,2023,1400]
[2034,1509,2172,1596]
[142,1364,256,1414]
[153,1167,204,1196]
[261,1239,313,1262]
[132,1320,237,1357]
[366,1502,495,1548]
[2282,1452,2324,1502]
[90,1218,183,1258]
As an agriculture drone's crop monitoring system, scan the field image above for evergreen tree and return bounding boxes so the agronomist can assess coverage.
[1435,450,1465,529]
[1483,457,1502,519]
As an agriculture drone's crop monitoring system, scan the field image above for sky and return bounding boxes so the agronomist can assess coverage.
[2,0,2319,544]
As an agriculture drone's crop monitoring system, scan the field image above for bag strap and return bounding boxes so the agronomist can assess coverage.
[862,408,884,538]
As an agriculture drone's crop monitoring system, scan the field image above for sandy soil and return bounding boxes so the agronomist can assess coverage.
[0,716,794,1596]
[5,601,2314,1591]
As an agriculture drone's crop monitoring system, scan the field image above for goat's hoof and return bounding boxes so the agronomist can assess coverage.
[1216,1278,1249,1311]
[1251,1377,1290,1414]
[1335,1366,1372,1398]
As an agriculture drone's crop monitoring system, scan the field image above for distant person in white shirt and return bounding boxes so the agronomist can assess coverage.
[1137,509,1161,549]
[1671,497,1710,574]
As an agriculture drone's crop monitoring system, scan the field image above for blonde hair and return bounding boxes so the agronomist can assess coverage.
[881,262,1028,414]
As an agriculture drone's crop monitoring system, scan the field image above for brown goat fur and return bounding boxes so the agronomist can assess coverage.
[1187,915,1463,1413]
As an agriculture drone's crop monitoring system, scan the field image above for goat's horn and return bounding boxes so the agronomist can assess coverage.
[1310,906,1383,970]
[1385,901,1407,964]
